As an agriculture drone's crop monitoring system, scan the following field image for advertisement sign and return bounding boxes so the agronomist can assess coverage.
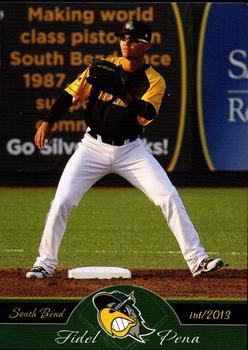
[0,2,186,179]
[197,3,248,171]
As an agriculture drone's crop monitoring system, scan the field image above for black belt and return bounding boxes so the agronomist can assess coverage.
[88,130,137,146]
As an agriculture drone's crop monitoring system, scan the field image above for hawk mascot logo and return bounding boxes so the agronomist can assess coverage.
[92,290,155,343]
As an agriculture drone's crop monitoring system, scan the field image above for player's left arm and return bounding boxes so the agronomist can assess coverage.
[138,71,166,126]
[122,71,166,126]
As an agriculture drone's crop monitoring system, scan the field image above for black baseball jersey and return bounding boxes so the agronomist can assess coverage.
[65,57,166,139]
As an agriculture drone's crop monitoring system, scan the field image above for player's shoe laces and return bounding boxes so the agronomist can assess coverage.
[26,266,52,279]
[193,257,224,277]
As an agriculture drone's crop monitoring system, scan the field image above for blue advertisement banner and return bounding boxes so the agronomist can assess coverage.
[198,3,248,171]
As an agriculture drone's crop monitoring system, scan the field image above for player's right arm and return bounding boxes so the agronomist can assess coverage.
[34,67,92,149]
[34,121,53,150]
[34,91,73,149]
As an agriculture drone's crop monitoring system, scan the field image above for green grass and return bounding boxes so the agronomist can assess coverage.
[0,187,247,270]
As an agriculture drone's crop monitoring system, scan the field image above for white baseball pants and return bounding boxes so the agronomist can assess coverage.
[34,133,208,274]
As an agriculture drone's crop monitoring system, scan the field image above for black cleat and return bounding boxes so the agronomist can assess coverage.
[26,266,53,279]
[193,257,224,277]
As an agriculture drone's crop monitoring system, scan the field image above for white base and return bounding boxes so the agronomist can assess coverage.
[68,266,132,279]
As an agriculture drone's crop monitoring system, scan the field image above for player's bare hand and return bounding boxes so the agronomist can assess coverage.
[34,122,53,149]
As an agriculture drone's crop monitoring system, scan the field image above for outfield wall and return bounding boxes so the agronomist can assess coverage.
[0,3,247,186]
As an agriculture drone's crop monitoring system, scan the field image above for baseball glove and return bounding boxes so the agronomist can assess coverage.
[86,58,127,97]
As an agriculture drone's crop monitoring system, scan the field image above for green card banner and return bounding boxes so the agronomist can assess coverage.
[0,285,246,349]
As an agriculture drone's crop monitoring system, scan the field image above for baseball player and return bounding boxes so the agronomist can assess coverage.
[26,21,223,279]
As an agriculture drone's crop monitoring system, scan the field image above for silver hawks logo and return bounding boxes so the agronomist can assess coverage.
[92,290,155,343]
[125,20,134,30]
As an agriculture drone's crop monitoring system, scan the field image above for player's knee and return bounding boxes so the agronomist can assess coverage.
[154,188,182,215]
[168,189,183,206]
[50,195,76,216]
[164,190,185,219]
[153,187,178,207]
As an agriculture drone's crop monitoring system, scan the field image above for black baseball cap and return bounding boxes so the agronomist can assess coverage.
[115,20,152,43]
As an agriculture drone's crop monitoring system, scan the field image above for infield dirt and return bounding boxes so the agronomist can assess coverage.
[0,268,246,298]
